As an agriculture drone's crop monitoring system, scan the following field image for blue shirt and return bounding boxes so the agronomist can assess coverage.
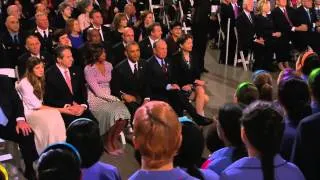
[129,168,199,180]
[181,167,219,180]
[82,162,121,180]
[69,34,84,49]
[220,154,305,180]
[202,147,234,175]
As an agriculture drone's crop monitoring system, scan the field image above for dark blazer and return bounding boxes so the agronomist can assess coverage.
[139,37,154,60]
[291,112,320,180]
[44,65,87,108]
[31,27,55,53]
[110,42,125,67]
[53,13,68,29]
[165,35,179,58]
[145,56,174,100]
[171,52,201,87]
[271,7,296,41]
[220,3,236,34]
[111,59,147,100]
[0,30,26,69]
[236,11,255,51]
[17,51,55,78]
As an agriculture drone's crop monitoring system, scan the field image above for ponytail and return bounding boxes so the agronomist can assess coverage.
[261,152,275,180]
[259,83,273,101]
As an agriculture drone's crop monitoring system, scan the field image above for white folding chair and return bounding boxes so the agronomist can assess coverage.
[233,27,253,71]
[217,13,225,48]
[178,1,191,34]
[225,18,230,65]
[149,0,165,20]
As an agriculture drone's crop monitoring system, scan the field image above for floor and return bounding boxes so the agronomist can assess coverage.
[1,48,255,179]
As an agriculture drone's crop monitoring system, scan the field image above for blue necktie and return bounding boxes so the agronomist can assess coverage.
[0,107,8,126]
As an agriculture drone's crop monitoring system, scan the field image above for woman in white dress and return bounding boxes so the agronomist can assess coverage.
[16,57,67,154]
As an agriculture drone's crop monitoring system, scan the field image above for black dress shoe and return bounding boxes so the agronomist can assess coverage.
[193,115,213,126]
[24,168,36,180]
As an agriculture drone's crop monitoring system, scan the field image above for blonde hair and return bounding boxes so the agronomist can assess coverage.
[133,101,182,169]
[257,0,269,14]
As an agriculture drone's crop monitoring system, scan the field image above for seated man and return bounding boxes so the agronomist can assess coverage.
[139,22,162,60]
[43,46,96,127]
[0,75,38,180]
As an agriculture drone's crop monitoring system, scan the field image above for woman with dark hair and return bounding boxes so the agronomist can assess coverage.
[133,10,154,41]
[110,13,128,46]
[66,18,85,49]
[295,50,320,82]
[252,70,273,101]
[234,82,259,107]
[202,103,246,174]
[16,57,66,154]
[84,45,130,155]
[220,101,305,180]
[171,34,209,116]
[309,68,320,113]
[66,118,121,180]
[278,76,312,160]
[54,2,73,29]
[37,143,82,180]
[174,121,219,180]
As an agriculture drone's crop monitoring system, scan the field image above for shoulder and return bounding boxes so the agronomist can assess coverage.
[114,59,127,69]
[95,162,119,174]
[104,61,113,69]
[17,78,32,90]
[200,169,219,180]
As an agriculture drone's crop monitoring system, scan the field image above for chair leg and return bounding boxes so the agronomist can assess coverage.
[240,51,248,71]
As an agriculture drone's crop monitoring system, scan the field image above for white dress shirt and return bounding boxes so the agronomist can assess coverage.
[127,59,138,74]
[37,27,49,38]
[92,24,105,41]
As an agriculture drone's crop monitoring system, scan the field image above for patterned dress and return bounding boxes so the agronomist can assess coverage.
[84,61,131,135]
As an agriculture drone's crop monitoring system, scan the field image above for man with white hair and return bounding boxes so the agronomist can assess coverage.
[31,12,54,53]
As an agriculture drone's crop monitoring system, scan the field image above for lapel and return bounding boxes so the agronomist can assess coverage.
[54,65,73,96]
[124,60,134,77]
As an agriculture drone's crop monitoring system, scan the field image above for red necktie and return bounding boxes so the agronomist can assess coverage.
[283,8,293,27]
[64,70,73,94]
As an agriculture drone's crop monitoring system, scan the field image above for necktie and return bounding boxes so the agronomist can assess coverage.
[13,35,19,45]
[283,8,293,27]
[306,9,312,23]
[0,107,8,126]
[248,14,253,23]
[133,64,139,79]
[43,30,48,40]
[161,59,167,73]
[233,5,239,18]
[96,28,104,41]
[64,70,73,94]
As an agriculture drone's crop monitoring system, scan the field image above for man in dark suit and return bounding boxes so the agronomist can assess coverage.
[165,21,182,58]
[144,40,212,126]
[110,27,135,66]
[111,42,147,118]
[0,75,38,180]
[17,35,54,78]
[31,12,54,53]
[124,4,137,27]
[43,46,96,126]
[139,22,163,60]
[83,10,111,46]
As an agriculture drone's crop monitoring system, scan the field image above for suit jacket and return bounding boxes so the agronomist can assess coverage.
[17,51,54,78]
[145,56,174,100]
[31,27,55,53]
[44,65,87,108]
[220,3,237,34]
[165,35,179,58]
[110,42,125,67]
[271,7,296,42]
[171,52,200,87]
[139,37,154,60]
[236,11,255,51]
[0,75,24,127]
[111,59,147,100]
[0,30,26,69]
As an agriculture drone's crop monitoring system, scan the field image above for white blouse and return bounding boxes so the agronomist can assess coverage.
[16,78,42,116]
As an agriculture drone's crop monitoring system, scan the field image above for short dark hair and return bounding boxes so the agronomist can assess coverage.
[89,9,101,19]
[177,34,193,46]
[236,82,259,105]
[66,119,104,168]
[53,29,68,43]
[125,41,139,51]
[55,45,72,59]
[170,21,182,30]
[146,22,161,36]
[86,44,105,65]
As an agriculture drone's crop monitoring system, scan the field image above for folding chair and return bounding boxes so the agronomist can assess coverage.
[216,13,225,48]
[178,1,191,34]
[233,27,253,71]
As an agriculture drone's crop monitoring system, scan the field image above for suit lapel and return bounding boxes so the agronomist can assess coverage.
[54,65,73,96]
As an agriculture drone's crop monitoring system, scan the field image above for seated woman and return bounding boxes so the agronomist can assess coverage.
[84,45,131,155]
[171,34,209,116]
[234,82,259,107]
[130,101,197,180]
[66,18,85,49]
[278,76,312,160]
[66,118,121,180]
[16,57,66,154]
[295,49,320,82]
[133,10,154,42]
[202,103,246,175]
[110,13,128,46]
[220,101,305,180]
[77,0,93,31]
[174,120,219,179]
[252,70,273,101]
[54,2,72,29]
[309,68,320,114]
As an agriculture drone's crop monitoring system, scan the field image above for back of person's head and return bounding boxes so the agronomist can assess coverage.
[133,101,182,169]
[252,70,273,101]
[241,101,284,180]
[205,124,224,153]
[309,68,320,104]
[217,103,246,161]
[37,143,82,180]
[277,68,299,85]
[296,50,320,76]
[66,118,103,168]
[174,122,205,180]
[278,76,311,126]
[235,82,259,105]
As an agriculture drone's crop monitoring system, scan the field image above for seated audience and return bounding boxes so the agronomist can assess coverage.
[66,18,85,49]
[130,101,198,180]
[110,13,128,46]
[31,12,54,53]
[44,46,97,127]
[54,2,72,29]
[84,45,130,155]
[37,143,82,180]
[77,0,94,31]
[100,0,117,25]
[174,121,219,179]
[295,49,320,82]
[139,22,162,60]
[124,4,137,27]
[309,68,320,113]
[252,70,273,101]
[234,81,259,107]
[165,21,182,58]
[220,101,305,180]
[202,103,246,174]
[278,76,311,160]
[66,118,121,180]
[16,57,66,154]
[133,10,154,41]
[172,34,209,116]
